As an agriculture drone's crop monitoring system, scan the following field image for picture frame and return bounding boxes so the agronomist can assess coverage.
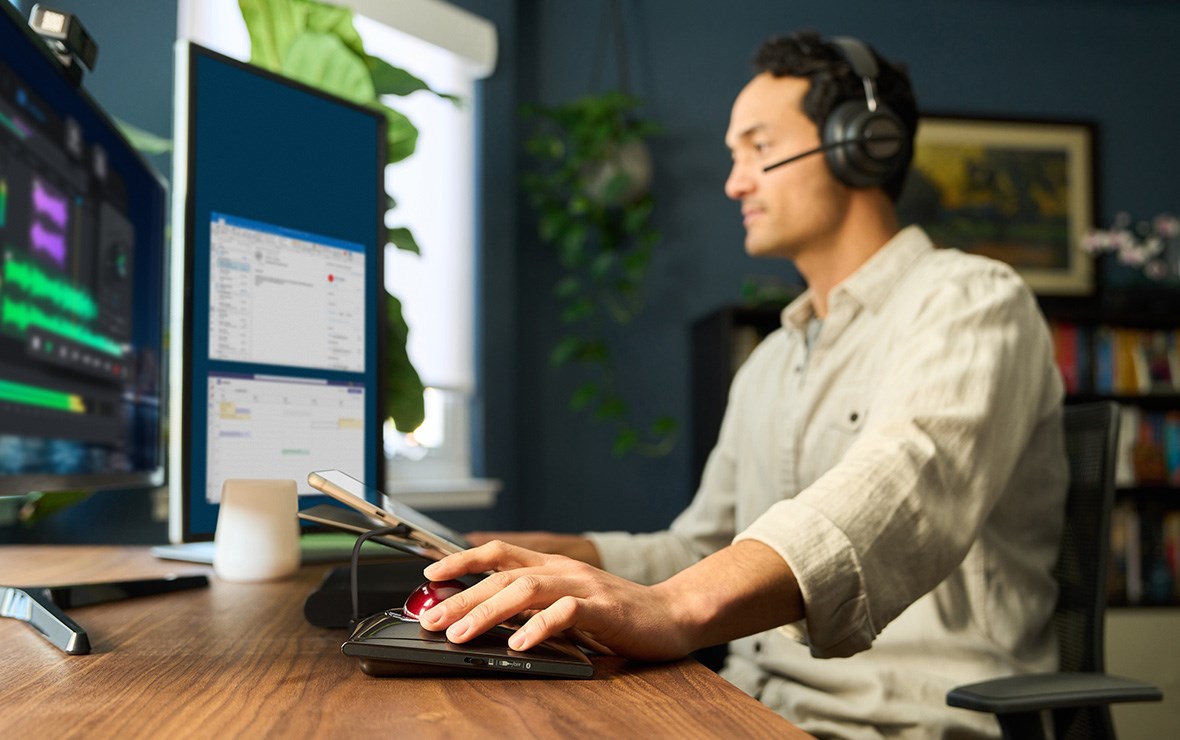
[896,115,1096,295]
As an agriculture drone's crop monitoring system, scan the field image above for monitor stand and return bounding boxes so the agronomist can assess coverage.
[0,574,209,654]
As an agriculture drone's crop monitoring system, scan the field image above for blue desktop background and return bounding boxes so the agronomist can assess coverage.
[182,48,385,538]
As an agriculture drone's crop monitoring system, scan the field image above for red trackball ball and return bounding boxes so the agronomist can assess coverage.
[403,579,467,620]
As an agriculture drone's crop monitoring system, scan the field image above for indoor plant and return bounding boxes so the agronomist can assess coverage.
[522,91,676,456]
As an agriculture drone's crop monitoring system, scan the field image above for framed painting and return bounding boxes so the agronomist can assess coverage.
[896,115,1096,295]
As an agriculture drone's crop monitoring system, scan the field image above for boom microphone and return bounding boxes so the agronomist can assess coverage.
[761,133,902,173]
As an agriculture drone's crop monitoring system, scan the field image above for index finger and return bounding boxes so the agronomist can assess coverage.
[424,540,551,581]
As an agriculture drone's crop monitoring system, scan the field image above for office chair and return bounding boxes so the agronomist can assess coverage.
[947,401,1162,739]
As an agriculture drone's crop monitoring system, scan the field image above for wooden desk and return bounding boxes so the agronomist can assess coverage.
[0,546,808,738]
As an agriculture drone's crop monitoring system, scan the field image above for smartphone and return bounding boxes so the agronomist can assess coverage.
[307,470,471,559]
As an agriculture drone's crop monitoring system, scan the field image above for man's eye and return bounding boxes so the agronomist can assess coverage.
[753,141,771,154]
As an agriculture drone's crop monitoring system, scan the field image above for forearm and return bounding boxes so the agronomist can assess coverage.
[657,538,803,653]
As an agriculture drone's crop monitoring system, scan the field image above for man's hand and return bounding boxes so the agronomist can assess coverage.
[419,539,803,662]
[464,531,602,567]
[420,541,691,660]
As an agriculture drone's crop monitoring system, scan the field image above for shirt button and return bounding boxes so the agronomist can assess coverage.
[753,641,763,654]
[850,412,859,422]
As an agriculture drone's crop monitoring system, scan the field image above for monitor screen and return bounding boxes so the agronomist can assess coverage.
[169,42,385,542]
[0,3,167,496]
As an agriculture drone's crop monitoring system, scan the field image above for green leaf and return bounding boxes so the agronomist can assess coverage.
[539,209,566,242]
[621,249,650,280]
[387,226,421,254]
[550,336,583,367]
[384,292,425,432]
[601,172,631,204]
[300,0,366,58]
[370,59,459,104]
[623,198,654,233]
[560,297,594,324]
[371,59,431,96]
[590,251,616,281]
[649,415,679,436]
[559,223,588,266]
[570,382,598,410]
[239,0,301,71]
[115,118,172,154]
[578,340,609,363]
[612,428,639,456]
[281,32,375,105]
[595,396,627,421]
[379,104,420,165]
[17,490,92,525]
[554,276,581,298]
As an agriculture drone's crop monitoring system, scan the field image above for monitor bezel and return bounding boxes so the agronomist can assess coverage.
[0,2,169,497]
[168,40,388,543]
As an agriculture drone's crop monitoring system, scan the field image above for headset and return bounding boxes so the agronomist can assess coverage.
[762,35,910,190]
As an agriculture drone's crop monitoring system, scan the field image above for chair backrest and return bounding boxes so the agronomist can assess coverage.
[1052,401,1120,739]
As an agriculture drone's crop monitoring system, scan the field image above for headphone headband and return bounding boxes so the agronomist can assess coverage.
[828,36,880,112]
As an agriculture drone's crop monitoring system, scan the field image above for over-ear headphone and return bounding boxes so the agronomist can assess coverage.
[821,36,910,188]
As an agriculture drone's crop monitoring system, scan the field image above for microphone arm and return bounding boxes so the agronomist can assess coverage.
[761,134,901,173]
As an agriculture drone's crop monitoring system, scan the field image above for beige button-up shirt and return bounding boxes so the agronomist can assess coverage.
[589,226,1068,738]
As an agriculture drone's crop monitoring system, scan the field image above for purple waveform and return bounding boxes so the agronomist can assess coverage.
[33,178,68,228]
[30,221,66,265]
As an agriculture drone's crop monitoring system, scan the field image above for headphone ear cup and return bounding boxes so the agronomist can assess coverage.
[823,101,909,188]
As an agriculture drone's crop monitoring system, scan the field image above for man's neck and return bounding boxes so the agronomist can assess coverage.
[797,199,900,318]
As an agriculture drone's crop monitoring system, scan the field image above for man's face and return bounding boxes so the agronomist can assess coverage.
[724,73,848,260]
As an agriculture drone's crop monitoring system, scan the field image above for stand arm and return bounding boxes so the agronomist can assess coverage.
[1,574,208,654]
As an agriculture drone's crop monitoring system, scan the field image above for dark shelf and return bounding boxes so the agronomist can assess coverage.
[1068,393,1180,410]
[1039,293,1180,328]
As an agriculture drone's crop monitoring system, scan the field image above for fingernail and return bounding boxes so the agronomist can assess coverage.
[423,562,440,577]
[448,617,471,640]
[508,630,527,650]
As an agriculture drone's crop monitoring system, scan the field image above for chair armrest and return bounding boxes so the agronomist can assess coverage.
[947,672,1162,714]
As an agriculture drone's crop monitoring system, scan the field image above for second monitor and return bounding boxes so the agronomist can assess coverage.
[168,42,386,544]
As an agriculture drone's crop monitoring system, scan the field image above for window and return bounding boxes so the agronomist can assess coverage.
[178,0,498,508]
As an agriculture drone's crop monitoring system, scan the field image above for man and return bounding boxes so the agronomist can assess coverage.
[420,31,1068,738]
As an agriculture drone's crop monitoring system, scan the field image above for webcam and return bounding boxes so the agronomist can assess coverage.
[28,4,98,86]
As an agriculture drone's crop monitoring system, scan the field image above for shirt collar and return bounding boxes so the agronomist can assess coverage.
[781,225,934,332]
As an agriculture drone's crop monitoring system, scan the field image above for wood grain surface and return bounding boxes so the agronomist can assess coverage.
[0,546,810,738]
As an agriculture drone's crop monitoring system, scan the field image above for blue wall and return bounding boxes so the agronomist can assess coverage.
[463,0,1180,537]
[4,0,1177,542]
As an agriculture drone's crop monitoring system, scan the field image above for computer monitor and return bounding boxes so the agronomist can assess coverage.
[168,42,386,545]
[0,2,208,656]
[0,3,166,497]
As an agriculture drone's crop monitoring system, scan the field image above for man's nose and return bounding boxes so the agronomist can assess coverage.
[725,162,754,201]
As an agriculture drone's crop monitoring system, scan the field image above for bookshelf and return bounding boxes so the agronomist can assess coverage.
[1040,294,1180,609]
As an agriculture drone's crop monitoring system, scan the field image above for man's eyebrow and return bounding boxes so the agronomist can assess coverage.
[726,122,768,150]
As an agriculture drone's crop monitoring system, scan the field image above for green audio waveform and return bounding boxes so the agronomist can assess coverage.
[1,296,122,356]
[0,378,85,413]
[3,256,97,320]
[0,179,7,228]
[0,110,26,140]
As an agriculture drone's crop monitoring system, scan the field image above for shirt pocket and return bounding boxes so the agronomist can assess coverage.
[801,384,870,484]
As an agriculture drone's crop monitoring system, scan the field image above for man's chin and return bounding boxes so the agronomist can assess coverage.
[744,239,792,260]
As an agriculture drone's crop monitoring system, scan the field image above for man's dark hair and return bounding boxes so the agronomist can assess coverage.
[752,30,919,201]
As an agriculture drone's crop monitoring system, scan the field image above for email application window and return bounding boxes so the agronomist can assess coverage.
[208,212,365,373]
